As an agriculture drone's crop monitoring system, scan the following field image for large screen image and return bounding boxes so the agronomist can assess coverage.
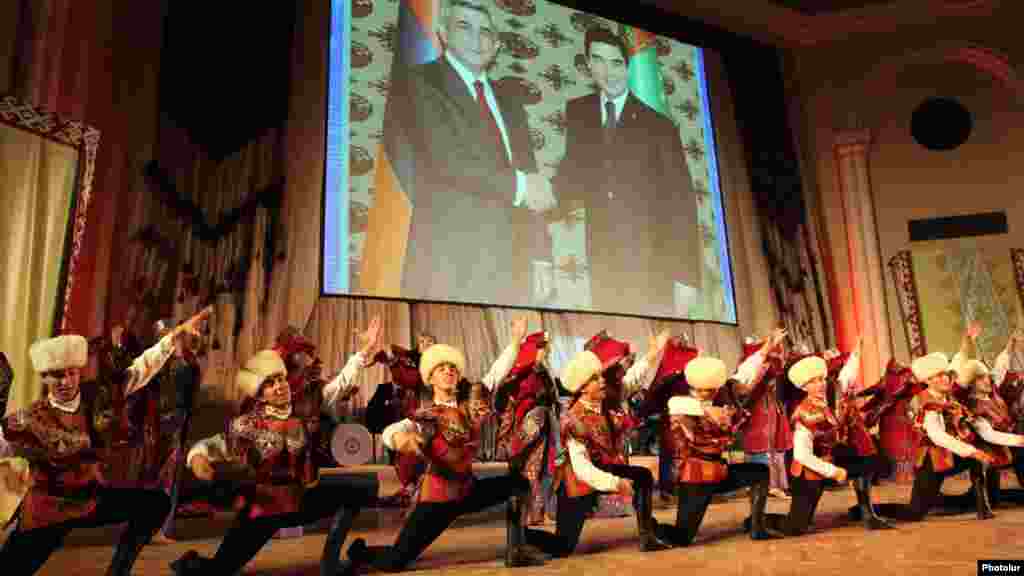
[324,0,736,322]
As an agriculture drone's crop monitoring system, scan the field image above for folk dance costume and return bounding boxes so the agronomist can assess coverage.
[634,337,700,498]
[172,348,377,576]
[0,322,208,575]
[345,340,549,572]
[735,339,793,497]
[867,360,923,483]
[494,331,559,525]
[753,354,893,535]
[873,353,1002,522]
[935,358,1024,511]
[656,357,781,545]
[523,345,671,558]
[364,345,427,508]
[996,349,1024,488]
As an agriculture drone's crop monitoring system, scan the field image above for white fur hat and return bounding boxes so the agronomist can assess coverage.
[684,357,728,390]
[956,358,990,386]
[419,344,466,385]
[29,335,87,373]
[788,356,828,389]
[667,395,704,416]
[911,352,950,382]
[237,350,287,399]
[562,350,603,394]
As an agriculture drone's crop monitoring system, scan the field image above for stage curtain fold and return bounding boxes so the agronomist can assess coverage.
[0,125,79,415]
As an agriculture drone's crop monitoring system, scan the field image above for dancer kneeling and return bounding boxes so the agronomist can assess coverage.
[749,352,893,535]
[522,349,672,558]
[171,344,378,576]
[657,357,782,545]
[0,308,210,576]
[344,327,548,573]
[873,352,996,522]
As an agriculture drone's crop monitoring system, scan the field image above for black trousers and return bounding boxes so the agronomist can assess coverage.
[208,474,378,574]
[524,464,654,557]
[357,474,529,572]
[668,462,768,546]
[874,454,978,522]
[765,447,886,535]
[1,488,170,576]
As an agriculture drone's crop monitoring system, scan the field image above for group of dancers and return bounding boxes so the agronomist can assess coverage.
[2,307,1024,575]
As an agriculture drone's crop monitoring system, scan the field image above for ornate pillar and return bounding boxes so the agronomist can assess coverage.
[833,129,892,386]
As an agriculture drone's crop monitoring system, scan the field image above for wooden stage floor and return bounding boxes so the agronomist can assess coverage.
[33,472,1024,575]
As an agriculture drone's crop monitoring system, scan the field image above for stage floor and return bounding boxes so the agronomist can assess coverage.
[40,474,1024,575]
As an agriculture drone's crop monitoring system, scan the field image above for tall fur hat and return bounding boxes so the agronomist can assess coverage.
[788,356,828,389]
[419,344,466,385]
[562,350,603,394]
[236,349,287,399]
[911,352,950,383]
[684,357,728,390]
[29,335,88,373]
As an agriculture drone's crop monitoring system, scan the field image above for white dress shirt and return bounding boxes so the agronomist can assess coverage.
[445,52,529,206]
[320,352,368,421]
[793,424,841,479]
[600,90,629,127]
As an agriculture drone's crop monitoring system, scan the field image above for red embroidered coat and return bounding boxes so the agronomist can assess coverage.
[668,409,738,484]
[742,358,793,453]
[227,411,315,519]
[789,399,840,481]
[412,402,490,503]
[555,401,627,498]
[968,393,1014,468]
[910,390,976,473]
[3,399,106,530]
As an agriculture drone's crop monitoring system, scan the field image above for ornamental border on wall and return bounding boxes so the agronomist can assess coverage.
[0,94,101,333]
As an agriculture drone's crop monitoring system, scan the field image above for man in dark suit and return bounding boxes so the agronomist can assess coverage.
[388,0,554,307]
[554,27,701,319]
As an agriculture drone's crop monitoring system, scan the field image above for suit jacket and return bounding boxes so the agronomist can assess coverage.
[554,92,701,318]
[387,58,538,306]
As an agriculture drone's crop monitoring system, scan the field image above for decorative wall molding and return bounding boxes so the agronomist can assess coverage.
[0,95,100,332]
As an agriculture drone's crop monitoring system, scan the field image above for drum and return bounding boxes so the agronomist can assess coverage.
[331,423,373,466]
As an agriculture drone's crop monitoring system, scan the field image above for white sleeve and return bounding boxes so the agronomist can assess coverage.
[793,424,841,479]
[567,439,621,493]
[123,333,177,396]
[186,434,229,467]
[732,351,766,392]
[992,350,1011,389]
[481,342,520,392]
[975,418,1024,447]
[622,355,653,396]
[923,411,977,457]
[381,418,421,450]
[321,352,367,421]
[838,351,860,395]
[0,427,9,458]
[514,171,528,207]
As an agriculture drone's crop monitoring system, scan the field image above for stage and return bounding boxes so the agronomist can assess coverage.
[42,469,1024,575]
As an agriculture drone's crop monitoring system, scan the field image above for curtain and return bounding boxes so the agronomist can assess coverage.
[0,124,79,415]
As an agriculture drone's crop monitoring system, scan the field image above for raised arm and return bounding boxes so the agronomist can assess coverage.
[481,317,528,392]
[321,316,381,420]
[124,307,212,397]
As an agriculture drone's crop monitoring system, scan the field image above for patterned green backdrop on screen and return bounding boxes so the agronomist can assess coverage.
[345,0,729,321]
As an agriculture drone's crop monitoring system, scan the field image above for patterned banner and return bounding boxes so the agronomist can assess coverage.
[888,251,927,358]
[1012,248,1024,324]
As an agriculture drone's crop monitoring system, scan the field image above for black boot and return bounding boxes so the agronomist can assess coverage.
[169,550,217,576]
[106,531,151,576]
[635,485,672,551]
[973,465,996,520]
[322,507,355,576]
[505,496,548,567]
[854,477,893,530]
[750,481,783,540]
